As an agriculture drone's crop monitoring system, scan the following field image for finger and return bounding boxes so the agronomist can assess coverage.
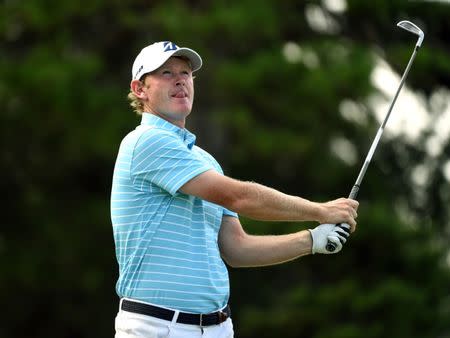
[348,218,356,232]
[328,233,345,246]
[345,203,357,217]
[336,223,350,236]
[344,220,356,233]
[327,235,343,251]
[335,230,349,241]
[349,199,359,210]
[334,232,347,244]
[346,216,356,229]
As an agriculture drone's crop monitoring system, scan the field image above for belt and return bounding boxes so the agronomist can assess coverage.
[121,299,231,327]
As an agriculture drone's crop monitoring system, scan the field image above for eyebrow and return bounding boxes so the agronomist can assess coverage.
[173,56,193,70]
[142,58,193,81]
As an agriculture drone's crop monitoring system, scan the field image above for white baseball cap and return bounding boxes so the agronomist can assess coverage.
[131,41,202,80]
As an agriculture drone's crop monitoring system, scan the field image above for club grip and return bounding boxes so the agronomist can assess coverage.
[326,186,360,252]
[349,185,360,200]
[326,184,360,252]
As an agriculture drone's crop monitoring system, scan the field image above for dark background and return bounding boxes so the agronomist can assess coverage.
[1,0,449,337]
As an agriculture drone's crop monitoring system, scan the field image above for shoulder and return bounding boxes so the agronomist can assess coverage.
[193,146,223,173]
[135,127,181,149]
[138,126,177,141]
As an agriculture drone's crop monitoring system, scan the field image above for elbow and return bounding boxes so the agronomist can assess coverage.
[221,255,236,267]
[225,199,244,216]
[222,254,244,268]
[221,182,253,215]
[221,246,245,268]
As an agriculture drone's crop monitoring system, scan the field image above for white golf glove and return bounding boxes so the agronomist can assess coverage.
[308,223,351,254]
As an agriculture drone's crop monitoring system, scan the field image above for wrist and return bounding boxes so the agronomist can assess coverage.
[308,201,324,223]
[307,229,314,254]
[297,230,314,256]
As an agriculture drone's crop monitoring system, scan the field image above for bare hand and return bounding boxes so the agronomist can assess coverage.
[317,198,359,231]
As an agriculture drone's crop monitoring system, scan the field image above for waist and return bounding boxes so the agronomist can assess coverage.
[120,299,231,327]
[116,263,230,312]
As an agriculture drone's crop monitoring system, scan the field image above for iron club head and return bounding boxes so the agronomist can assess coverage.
[397,20,424,48]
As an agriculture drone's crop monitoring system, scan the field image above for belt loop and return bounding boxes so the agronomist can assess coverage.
[119,298,124,312]
[167,309,179,335]
[199,313,203,327]
[171,310,180,324]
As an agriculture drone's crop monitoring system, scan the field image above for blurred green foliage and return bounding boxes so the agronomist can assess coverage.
[1,0,449,337]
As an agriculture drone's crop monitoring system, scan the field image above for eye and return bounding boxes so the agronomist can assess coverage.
[162,70,172,76]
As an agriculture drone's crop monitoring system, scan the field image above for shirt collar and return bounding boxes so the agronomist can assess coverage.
[140,113,197,149]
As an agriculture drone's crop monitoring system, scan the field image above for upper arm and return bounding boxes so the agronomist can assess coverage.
[218,215,247,267]
[179,169,244,211]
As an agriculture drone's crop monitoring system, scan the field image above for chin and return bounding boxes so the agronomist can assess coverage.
[168,110,191,122]
[175,106,192,116]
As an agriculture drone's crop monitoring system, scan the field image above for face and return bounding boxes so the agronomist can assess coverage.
[136,57,194,127]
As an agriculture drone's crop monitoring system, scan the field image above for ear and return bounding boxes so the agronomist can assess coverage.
[130,79,148,99]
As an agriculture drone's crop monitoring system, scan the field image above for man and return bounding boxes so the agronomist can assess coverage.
[111,41,359,338]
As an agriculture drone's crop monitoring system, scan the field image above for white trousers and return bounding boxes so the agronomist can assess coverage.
[115,299,234,338]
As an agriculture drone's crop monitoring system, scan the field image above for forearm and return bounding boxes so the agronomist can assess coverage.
[230,181,321,222]
[221,229,312,268]
[180,170,358,226]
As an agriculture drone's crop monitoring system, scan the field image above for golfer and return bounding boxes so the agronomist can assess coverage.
[111,41,359,338]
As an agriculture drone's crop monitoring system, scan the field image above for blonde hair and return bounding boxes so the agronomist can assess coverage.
[127,90,145,115]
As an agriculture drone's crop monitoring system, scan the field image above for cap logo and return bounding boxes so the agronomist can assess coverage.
[163,41,178,52]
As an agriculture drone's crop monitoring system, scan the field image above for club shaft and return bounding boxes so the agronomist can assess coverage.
[348,45,419,201]
[326,44,421,252]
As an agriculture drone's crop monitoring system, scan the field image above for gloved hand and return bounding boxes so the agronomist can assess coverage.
[308,223,351,254]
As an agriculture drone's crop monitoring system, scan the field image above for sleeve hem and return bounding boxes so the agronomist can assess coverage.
[168,166,214,196]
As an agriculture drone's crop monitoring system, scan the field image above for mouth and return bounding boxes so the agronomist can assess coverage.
[171,91,188,99]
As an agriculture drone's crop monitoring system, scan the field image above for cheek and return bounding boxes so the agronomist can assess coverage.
[148,88,167,103]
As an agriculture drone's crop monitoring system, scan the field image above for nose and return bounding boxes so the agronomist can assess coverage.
[175,74,186,87]
[176,80,185,87]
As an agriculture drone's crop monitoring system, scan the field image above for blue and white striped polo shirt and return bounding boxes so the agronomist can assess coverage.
[111,113,238,313]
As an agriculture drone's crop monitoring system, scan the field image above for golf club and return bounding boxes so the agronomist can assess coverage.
[326,20,424,252]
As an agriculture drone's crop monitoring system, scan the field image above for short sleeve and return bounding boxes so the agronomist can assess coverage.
[223,208,238,218]
[131,129,214,195]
